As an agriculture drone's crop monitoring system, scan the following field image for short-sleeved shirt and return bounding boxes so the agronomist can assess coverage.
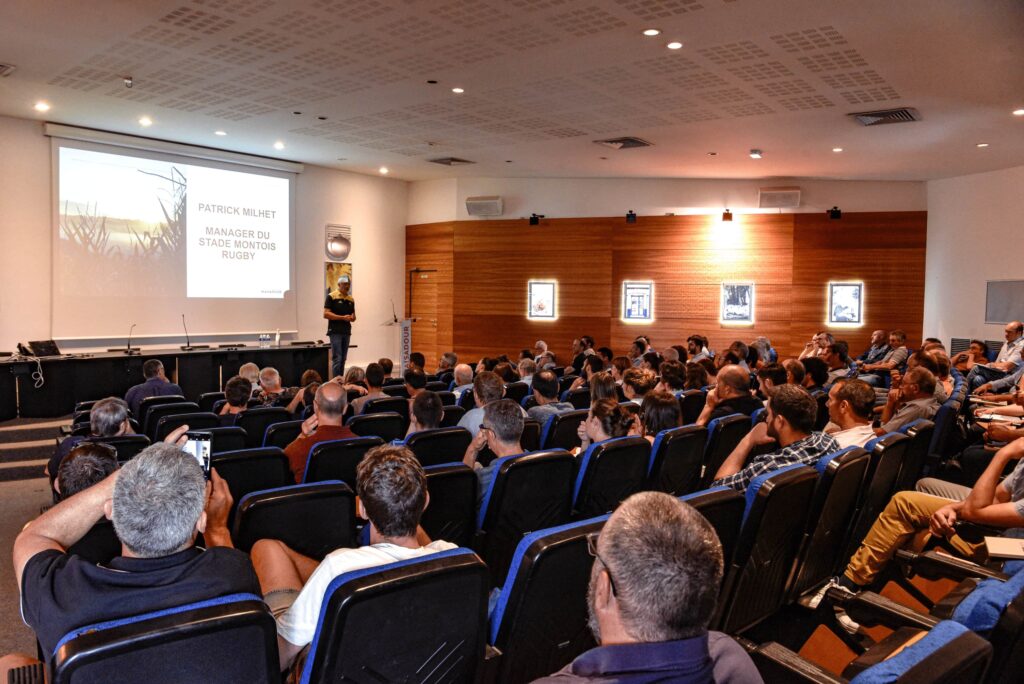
[277,541,458,648]
[125,378,183,416]
[1000,459,1024,519]
[21,546,260,659]
[324,292,355,335]
[833,424,877,449]
[528,402,576,426]
[880,396,939,434]
[283,424,358,483]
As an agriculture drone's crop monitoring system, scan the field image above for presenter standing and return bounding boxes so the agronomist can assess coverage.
[324,276,356,378]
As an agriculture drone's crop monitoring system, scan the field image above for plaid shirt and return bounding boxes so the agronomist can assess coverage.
[712,431,840,492]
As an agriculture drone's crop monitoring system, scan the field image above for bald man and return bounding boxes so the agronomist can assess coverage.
[451,363,474,401]
[282,382,356,482]
[696,364,763,426]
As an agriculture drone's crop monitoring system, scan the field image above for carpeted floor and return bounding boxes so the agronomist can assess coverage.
[0,418,67,482]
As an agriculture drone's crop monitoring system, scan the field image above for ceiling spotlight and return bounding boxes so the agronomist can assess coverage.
[123,76,133,89]
[707,151,717,156]
[642,28,661,36]
[722,209,733,222]
[529,213,545,226]
[379,166,389,174]
[666,41,683,50]
[832,147,843,153]
[828,206,842,220]
[138,116,152,127]
[451,87,464,94]
[626,210,637,224]
[976,142,990,148]
[1013,108,1024,116]
[749,149,763,159]
[34,101,50,112]
[214,130,227,136]
[273,141,285,150]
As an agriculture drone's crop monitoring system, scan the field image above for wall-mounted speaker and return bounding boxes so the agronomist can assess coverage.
[465,195,503,217]
[325,224,351,262]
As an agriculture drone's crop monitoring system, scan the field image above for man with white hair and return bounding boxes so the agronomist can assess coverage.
[534,340,548,363]
[451,363,475,401]
[257,366,297,407]
[518,358,537,388]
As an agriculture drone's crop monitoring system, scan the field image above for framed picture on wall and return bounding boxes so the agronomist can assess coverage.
[528,280,557,319]
[720,282,754,324]
[622,281,654,322]
[828,282,863,325]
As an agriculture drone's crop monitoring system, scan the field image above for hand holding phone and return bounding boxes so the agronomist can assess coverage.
[182,431,212,479]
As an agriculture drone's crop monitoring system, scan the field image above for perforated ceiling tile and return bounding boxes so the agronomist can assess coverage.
[130,25,201,49]
[348,64,408,85]
[315,75,370,94]
[290,126,331,137]
[432,41,502,64]
[191,0,274,19]
[720,101,775,117]
[358,140,396,151]
[233,28,297,53]
[727,61,795,82]
[48,66,119,92]
[385,15,448,45]
[106,80,180,100]
[667,70,728,90]
[797,50,869,73]
[336,32,403,57]
[777,94,834,111]
[201,43,264,67]
[285,85,333,102]
[838,87,900,104]
[697,41,769,64]
[548,6,628,37]
[377,124,422,136]
[645,95,694,110]
[492,23,561,51]
[432,0,511,28]
[85,41,170,70]
[159,91,231,111]
[474,105,530,121]
[327,133,363,143]
[698,87,753,105]
[404,102,453,116]
[158,6,236,35]
[622,114,672,128]
[819,69,887,89]
[506,0,569,10]
[204,81,258,99]
[374,109,418,122]
[264,60,321,81]
[268,10,339,41]
[205,108,252,121]
[543,126,590,137]
[753,78,817,98]
[578,65,639,85]
[254,92,301,109]
[668,108,720,123]
[476,121,524,134]
[234,72,289,92]
[633,54,702,76]
[391,147,429,157]
[443,112,489,126]
[594,103,646,119]
[310,0,394,23]
[340,114,383,127]
[388,52,454,74]
[770,26,848,53]
[583,119,629,134]
[614,0,704,20]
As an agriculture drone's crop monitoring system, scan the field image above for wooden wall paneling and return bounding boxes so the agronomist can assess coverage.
[406,223,455,367]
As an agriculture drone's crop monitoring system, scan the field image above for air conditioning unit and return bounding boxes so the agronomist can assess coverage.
[465,196,503,217]
[758,186,801,209]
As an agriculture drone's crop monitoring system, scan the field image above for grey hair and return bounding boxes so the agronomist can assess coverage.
[482,399,524,445]
[259,366,281,389]
[599,492,723,641]
[238,362,260,384]
[535,340,548,352]
[662,347,680,362]
[112,444,206,558]
[454,363,474,385]
[518,358,537,376]
[440,352,458,369]
[90,397,129,436]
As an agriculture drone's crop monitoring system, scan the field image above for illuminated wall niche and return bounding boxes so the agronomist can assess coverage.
[828,281,864,327]
[720,282,755,325]
[621,281,654,324]
[527,280,557,320]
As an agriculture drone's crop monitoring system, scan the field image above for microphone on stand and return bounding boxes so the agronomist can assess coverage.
[179,314,209,351]
[391,299,399,323]
[125,323,139,355]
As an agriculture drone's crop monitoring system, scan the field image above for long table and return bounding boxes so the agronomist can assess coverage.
[0,344,330,419]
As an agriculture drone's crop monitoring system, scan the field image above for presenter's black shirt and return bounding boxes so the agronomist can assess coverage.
[325,293,355,335]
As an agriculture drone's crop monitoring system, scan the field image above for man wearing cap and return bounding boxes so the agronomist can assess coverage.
[324,276,356,377]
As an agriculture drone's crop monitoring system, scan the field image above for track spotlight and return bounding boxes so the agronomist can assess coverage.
[722,209,733,222]
[749,149,763,159]
[626,210,637,224]
[828,206,842,220]
[529,213,545,226]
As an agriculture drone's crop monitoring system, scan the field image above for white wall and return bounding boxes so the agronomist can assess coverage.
[0,114,407,368]
[924,165,1024,343]
[406,175,927,224]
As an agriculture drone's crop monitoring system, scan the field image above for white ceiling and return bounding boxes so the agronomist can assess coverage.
[1,0,1021,182]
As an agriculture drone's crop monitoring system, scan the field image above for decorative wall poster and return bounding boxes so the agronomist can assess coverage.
[325,262,352,297]
[528,280,557,319]
[622,281,654,322]
[721,282,754,324]
[829,282,863,324]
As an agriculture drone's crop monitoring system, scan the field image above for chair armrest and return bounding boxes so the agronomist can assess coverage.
[895,549,1009,582]
[743,641,844,684]
[8,663,45,684]
[828,589,939,631]
[954,520,1003,544]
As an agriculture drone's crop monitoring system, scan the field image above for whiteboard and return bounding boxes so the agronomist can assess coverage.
[985,280,1024,324]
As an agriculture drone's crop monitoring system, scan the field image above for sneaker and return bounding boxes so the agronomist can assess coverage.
[807,577,856,609]
[834,610,861,635]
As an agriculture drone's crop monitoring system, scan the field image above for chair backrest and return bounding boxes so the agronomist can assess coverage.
[210,448,293,527]
[143,402,199,440]
[362,396,410,426]
[700,413,752,488]
[895,419,936,491]
[232,481,356,559]
[439,405,465,427]
[558,375,579,394]
[489,516,607,684]
[235,407,293,448]
[383,377,405,386]
[137,395,186,430]
[678,389,707,425]
[197,392,225,413]
[425,381,447,392]
[563,388,590,410]
[49,594,277,684]
[303,437,384,486]
[94,435,150,464]
[814,391,830,431]
[205,426,248,454]
[458,388,477,410]
[421,464,477,548]
[73,400,98,414]
[680,487,746,570]
[843,433,912,563]
[787,447,871,600]
[381,384,409,398]
[714,464,818,634]
[521,419,541,452]
[649,425,707,495]
[211,399,228,415]
[540,409,588,451]
[847,620,991,684]
[477,450,576,587]
[299,549,488,684]
[950,569,1024,683]
[263,419,304,449]
[345,412,405,442]
[154,412,220,442]
[927,403,959,467]
[436,391,456,407]
[572,436,651,518]
[504,382,529,404]
[405,427,473,467]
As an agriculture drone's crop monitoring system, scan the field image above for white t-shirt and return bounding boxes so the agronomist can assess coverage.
[277,540,458,647]
[833,424,876,449]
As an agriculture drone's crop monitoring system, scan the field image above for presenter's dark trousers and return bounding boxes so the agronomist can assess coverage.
[329,333,350,378]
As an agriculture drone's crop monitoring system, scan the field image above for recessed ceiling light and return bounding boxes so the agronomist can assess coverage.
[138,116,152,127]
[707,151,717,156]
[666,41,683,50]
[642,28,661,36]
[426,80,438,84]
[749,148,763,159]
[214,130,227,136]
[832,147,843,153]
[976,142,989,148]
[34,101,50,112]
[379,166,389,174]
[451,87,464,94]
[273,141,285,150]
[1013,108,1024,116]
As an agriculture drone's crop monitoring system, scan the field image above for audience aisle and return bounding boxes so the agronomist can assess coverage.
[0,477,52,655]
[0,418,61,482]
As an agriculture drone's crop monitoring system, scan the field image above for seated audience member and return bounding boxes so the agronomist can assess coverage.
[569,355,605,392]
[798,331,833,360]
[687,335,712,363]
[752,336,774,365]
[824,341,852,384]
[569,335,597,375]
[437,351,458,375]
[656,360,686,393]
[407,352,425,372]
[578,398,636,453]
[257,367,298,407]
[528,370,576,425]
[517,358,537,387]
[537,352,557,371]
[857,330,891,366]
[744,344,761,371]
[875,367,939,436]
[684,362,710,391]
[588,371,618,403]
[610,356,631,384]
[621,368,657,405]
[405,391,443,438]
[628,337,649,367]
[783,358,806,386]
[597,347,614,365]
[640,351,663,373]
[218,376,253,425]
[238,362,261,392]
[903,350,947,402]
[48,397,131,487]
[712,385,839,492]
[285,370,325,415]
[756,363,788,407]
[518,349,532,362]
[933,350,955,398]
[533,340,548,363]
[637,392,682,444]
[251,445,455,672]
[696,365,762,426]
[378,357,395,379]
[493,362,516,383]
[478,357,501,374]
[339,366,369,396]
[458,371,526,439]
[124,359,183,416]
[462,399,525,504]
[713,351,741,373]
[450,363,475,400]
[404,367,427,399]
[801,357,830,394]
[727,341,751,372]
[974,361,1024,401]
[698,357,719,385]
[966,321,1024,391]
[351,362,386,415]
[952,339,990,373]
[534,491,761,683]
[826,379,878,448]
[282,382,355,483]
[858,329,910,386]
[10,444,253,669]
[661,346,680,363]
[53,444,122,565]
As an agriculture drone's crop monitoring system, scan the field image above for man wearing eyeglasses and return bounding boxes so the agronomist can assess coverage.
[534,491,761,683]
